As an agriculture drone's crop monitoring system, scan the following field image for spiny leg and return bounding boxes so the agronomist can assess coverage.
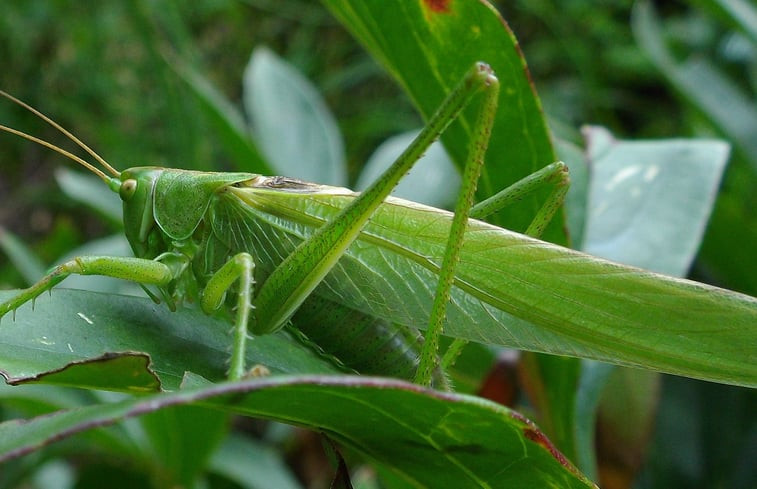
[200,253,255,381]
[252,63,501,336]
[413,69,500,386]
[0,256,173,321]
[436,161,571,376]
[471,161,570,237]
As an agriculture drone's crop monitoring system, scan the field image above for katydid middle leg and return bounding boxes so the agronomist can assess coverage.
[201,252,255,381]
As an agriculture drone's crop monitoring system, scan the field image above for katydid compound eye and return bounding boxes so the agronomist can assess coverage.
[119,179,137,200]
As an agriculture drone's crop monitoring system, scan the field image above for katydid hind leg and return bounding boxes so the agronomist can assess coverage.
[414,66,501,387]
[0,256,173,321]
[201,252,255,381]
[469,160,570,239]
[252,62,502,338]
[437,161,570,374]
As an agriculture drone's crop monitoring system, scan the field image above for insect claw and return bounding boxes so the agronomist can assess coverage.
[247,364,270,378]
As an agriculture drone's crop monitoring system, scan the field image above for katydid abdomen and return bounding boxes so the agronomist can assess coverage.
[292,297,424,380]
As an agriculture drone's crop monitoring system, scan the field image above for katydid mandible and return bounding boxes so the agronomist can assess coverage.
[2,63,564,385]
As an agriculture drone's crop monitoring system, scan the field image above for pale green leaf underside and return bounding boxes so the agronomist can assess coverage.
[583,127,729,277]
[224,185,757,387]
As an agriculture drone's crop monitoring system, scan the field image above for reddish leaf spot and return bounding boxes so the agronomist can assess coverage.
[523,427,580,476]
[423,0,451,13]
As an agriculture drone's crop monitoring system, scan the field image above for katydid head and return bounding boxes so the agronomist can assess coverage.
[120,167,254,251]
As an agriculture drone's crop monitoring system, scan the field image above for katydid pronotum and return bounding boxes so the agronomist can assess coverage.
[0,63,565,386]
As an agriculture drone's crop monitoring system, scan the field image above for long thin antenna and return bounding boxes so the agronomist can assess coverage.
[0,124,110,181]
[0,90,120,178]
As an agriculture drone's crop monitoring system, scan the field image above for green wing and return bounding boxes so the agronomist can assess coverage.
[212,180,757,387]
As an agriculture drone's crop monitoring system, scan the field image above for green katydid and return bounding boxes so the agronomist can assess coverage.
[1,62,756,389]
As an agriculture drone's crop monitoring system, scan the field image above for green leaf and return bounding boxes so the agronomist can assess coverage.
[140,405,229,487]
[0,290,337,391]
[0,383,145,462]
[573,362,615,480]
[0,376,597,488]
[244,47,347,186]
[322,0,564,243]
[582,126,729,277]
[519,353,581,463]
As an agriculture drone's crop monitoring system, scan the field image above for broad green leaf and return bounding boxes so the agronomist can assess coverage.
[594,368,661,481]
[244,47,347,186]
[356,130,460,209]
[0,290,337,391]
[140,405,229,487]
[0,376,597,488]
[0,383,144,463]
[582,127,729,277]
[322,0,564,244]
[573,362,615,480]
[518,354,581,463]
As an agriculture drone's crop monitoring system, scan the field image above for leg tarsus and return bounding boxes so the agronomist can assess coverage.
[441,338,468,371]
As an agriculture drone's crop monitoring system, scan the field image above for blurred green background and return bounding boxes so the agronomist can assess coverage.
[0,1,754,488]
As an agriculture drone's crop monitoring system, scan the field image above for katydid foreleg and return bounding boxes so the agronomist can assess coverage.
[0,256,173,320]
